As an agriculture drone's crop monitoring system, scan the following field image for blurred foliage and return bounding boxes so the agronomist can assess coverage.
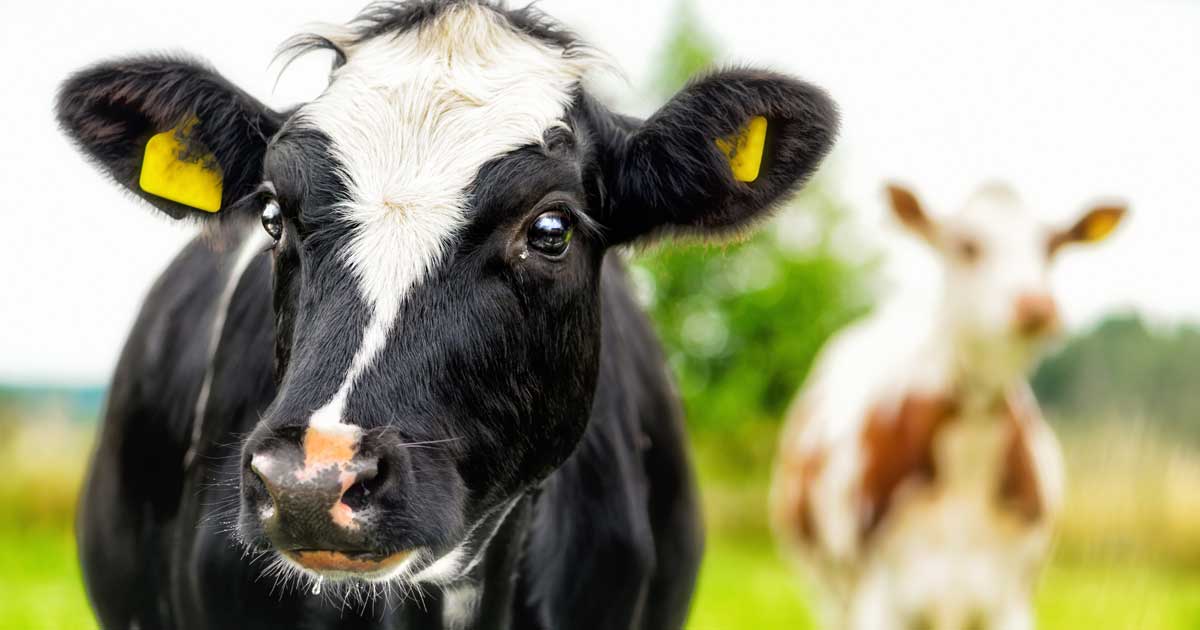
[634,210,871,432]
[1034,314,1200,441]
[648,0,721,103]
[1053,422,1200,565]
[634,0,873,434]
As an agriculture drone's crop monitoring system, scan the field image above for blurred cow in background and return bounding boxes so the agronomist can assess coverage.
[770,184,1126,630]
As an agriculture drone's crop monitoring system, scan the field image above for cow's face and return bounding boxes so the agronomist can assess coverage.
[887,184,1125,384]
[57,1,837,590]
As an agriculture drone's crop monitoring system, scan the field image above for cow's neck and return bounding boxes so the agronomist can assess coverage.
[922,324,1027,504]
[920,314,1024,409]
[931,404,1010,504]
[432,492,533,629]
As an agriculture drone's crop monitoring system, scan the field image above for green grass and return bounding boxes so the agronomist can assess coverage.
[0,528,94,630]
[687,537,815,629]
[2,421,1198,628]
[5,524,1198,630]
[685,536,1200,629]
[1036,561,1200,630]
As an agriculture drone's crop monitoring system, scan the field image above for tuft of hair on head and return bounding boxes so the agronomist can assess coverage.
[272,0,618,88]
[968,181,1022,207]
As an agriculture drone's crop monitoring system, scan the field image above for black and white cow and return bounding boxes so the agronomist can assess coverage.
[56,1,837,628]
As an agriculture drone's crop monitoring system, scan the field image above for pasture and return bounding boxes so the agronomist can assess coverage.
[1,0,1196,627]
[2,418,1197,629]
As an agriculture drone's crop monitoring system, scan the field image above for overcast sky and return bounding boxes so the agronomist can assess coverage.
[1,0,1197,385]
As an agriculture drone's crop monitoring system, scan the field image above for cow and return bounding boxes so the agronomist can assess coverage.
[770,183,1126,630]
[56,1,838,628]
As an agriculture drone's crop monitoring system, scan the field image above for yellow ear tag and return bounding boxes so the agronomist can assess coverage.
[139,117,223,212]
[715,116,768,183]
[1081,208,1123,242]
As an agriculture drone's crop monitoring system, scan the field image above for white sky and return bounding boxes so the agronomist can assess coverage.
[1,0,1197,385]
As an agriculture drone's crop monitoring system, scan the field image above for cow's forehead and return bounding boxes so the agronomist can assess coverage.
[288,2,605,429]
[296,3,598,308]
[949,184,1044,243]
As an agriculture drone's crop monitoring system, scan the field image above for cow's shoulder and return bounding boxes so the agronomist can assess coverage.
[858,392,960,538]
[103,234,232,452]
[771,402,830,547]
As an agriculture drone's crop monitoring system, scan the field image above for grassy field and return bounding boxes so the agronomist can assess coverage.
[2,419,1199,628]
[0,527,91,630]
[3,525,1199,630]
[687,537,1200,629]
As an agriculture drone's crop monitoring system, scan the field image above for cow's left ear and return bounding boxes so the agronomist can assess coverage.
[595,68,838,244]
[1049,203,1128,254]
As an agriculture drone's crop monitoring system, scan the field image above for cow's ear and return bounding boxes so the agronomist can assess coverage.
[593,68,838,244]
[885,183,939,244]
[1049,203,1127,255]
[56,56,283,220]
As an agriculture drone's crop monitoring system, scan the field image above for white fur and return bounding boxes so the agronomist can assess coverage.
[183,229,271,469]
[411,546,467,584]
[772,185,1073,629]
[299,4,602,429]
[441,585,480,629]
[410,495,522,585]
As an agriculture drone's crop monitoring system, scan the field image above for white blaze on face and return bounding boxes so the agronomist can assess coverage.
[936,185,1057,380]
[298,5,601,428]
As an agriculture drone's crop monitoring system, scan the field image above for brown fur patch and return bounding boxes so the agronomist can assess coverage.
[859,394,959,539]
[775,445,828,543]
[998,392,1044,522]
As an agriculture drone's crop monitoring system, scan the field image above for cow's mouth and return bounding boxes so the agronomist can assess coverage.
[283,549,414,577]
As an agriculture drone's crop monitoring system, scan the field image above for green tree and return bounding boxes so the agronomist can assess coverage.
[1033,314,1200,440]
[633,1,873,433]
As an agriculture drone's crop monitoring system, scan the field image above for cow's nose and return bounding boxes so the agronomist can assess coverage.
[1013,293,1060,338]
[247,426,391,548]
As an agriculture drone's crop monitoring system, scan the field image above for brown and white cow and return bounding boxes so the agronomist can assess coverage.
[770,183,1126,630]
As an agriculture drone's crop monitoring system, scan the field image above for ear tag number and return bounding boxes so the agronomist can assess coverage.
[139,116,223,212]
[715,116,768,183]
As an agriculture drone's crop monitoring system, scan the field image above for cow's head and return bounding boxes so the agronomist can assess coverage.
[886,183,1125,385]
[57,1,836,590]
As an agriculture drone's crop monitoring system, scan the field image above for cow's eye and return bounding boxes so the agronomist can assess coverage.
[527,209,573,258]
[955,236,982,264]
[261,199,283,242]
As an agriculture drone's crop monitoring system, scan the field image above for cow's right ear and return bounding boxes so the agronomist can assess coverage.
[56,56,284,220]
[885,183,938,244]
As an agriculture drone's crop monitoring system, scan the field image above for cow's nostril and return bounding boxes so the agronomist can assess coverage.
[341,457,386,512]
[248,454,279,497]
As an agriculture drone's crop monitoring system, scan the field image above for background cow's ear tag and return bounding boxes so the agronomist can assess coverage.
[1079,207,1124,243]
[139,117,223,213]
[715,116,768,183]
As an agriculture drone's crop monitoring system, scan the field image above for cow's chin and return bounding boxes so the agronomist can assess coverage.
[270,541,473,590]
[280,549,417,581]
[953,330,1051,390]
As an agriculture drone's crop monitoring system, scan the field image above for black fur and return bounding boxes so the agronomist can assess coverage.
[56,56,284,220]
[587,69,839,243]
[58,2,839,629]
